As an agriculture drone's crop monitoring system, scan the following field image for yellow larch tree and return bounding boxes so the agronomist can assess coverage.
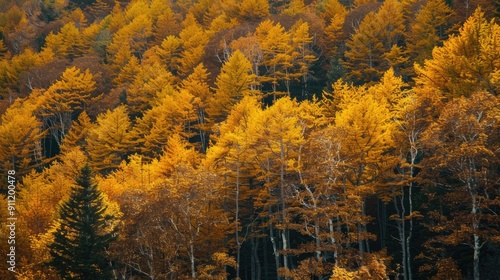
[330,83,396,260]
[406,0,455,66]
[180,63,212,151]
[87,105,133,173]
[207,50,258,126]
[255,19,293,96]
[290,20,317,92]
[254,97,307,277]
[415,8,500,97]
[59,111,94,157]
[0,99,45,177]
[282,0,305,16]
[125,61,176,115]
[345,0,406,83]
[231,0,270,21]
[155,35,183,75]
[178,13,210,76]
[44,22,87,61]
[132,88,198,159]
[206,96,264,279]
[322,0,348,58]
[36,66,96,147]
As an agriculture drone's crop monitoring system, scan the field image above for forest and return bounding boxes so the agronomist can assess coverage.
[0,0,499,279]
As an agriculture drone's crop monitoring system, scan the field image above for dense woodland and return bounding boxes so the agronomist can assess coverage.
[0,0,499,279]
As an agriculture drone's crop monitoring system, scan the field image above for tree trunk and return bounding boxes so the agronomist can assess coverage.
[471,194,480,280]
[235,158,241,280]
[251,237,262,280]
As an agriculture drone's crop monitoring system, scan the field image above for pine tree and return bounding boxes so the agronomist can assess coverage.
[48,165,118,280]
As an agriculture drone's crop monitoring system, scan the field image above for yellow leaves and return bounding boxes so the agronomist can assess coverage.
[208,50,259,125]
[178,13,210,76]
[197,252,237,280]
[322,0,347,57]
[416,8,500,97]
[44,23,87,60]
[345,0,406,83]
[0,100,45,174]
[126,62,176,113]
[44,66,96,109]
[407,0,455,65]
[233,0,270,21]
[331,254,390,280]
[88,105,133,171]
[282,0,305,16]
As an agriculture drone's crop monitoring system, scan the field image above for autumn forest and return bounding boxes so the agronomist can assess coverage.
[0,0,499,279]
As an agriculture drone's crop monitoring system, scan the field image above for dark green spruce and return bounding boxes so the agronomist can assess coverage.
[48,165,118,279]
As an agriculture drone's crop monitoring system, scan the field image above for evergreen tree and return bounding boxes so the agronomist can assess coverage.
[48,165,118,279]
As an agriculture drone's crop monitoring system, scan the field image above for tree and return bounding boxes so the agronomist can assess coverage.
[37,66,96,147]
[255,97,307,278]
[206,96,264,279]
[232,0,270,21]
[125,62,175,115]
[59,111,94,157]
[290,20,317,95]
[0,99,45,178]
[331,81,396,259]
[322,0,348,58]
[87,105,133,172]
[420,91,500,280]
[406,0,455,66]
[255,19,293,96]
[415,8,500,97]
[132,88,198,159]
[344,0,406,83]
[48,165,118,279]
[180,63,212,151]
[44,23,87,61]
[178,13,210,76]
[207,50,258,126]
[344,12,385,83]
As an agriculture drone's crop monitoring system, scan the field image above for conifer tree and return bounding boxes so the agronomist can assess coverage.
[48,165,118,280]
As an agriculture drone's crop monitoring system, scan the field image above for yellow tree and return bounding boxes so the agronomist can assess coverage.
[109,136,232,278]
[206,96,263,279]
[406,0,455,66]
[322,0,348,58]
[290,20,317,94]
[344,12,385,83]
[255,20,293,96]
[132,88,198,159]
[0,100,45,178]
[230,35,263,81]
[44,22,86,61]
[420,92,500,280]
[180,63,212,151]
[36,66,96,146]
[253,97,308,277]
[125,62,176,115]
[87,105,133,173]
[331,82,396,259]
[345,0,406,83]
[59,111,94,157]
[155,35,183,75]
[107,13,153,75]
[231,0,270,21]
[178,13,210,76]
[207,50,258,126]
[415,8,500,97]
[282,0,305,16]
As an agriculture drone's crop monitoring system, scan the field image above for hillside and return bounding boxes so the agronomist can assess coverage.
[0,0,499,279]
